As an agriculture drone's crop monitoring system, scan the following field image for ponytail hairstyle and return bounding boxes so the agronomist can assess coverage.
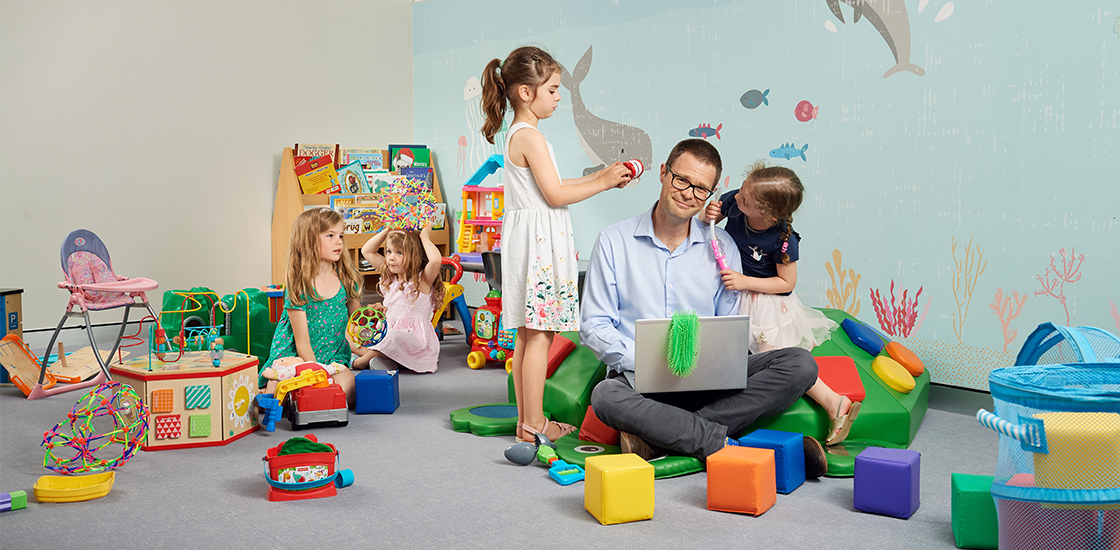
[286,208,362,307]
[378,230,446,313]
[742,160,805,264]
[480,46,562,144]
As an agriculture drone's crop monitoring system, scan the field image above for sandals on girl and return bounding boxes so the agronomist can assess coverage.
[521,419,577,443]
[825,396,861,446]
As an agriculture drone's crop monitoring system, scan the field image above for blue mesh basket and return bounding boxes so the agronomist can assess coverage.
[1016,322,1120,366]
[978,364,1120,549]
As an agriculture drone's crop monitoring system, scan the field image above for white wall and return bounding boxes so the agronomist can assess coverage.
[0,0,417,331]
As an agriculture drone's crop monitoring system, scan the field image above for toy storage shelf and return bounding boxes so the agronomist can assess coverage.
[271,147,450,290]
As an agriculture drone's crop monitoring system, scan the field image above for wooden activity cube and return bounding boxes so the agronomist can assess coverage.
[584,453,654,525]
[706,446,777,516]
[738,429,805,494]
[110,351,260,450]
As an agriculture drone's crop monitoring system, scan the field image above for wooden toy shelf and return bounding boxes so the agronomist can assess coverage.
[270,147,450,290]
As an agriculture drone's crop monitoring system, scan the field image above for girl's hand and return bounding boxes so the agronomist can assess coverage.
[420,219,434,239]
[719,269,749,291]
[703,201,723,223]
[599,162,633,190]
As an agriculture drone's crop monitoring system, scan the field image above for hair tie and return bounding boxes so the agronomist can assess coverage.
[781,242,789,254]
[320,207,331,213]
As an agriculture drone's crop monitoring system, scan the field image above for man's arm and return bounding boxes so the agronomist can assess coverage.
[580,231,634,373]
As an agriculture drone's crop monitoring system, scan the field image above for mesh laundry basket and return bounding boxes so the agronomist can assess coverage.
[1015,322,1120,366]
[978,364,1120,550]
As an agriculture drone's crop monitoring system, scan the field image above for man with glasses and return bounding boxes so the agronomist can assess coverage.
[580,139,824,473]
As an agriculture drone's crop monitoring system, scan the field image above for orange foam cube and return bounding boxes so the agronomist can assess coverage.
[707,446,776,516]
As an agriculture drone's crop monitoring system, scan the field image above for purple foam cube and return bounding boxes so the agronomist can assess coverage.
[854,447,921,519]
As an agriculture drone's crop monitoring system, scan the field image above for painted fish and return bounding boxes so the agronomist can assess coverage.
[689,123,722,140]
[769,143,809,161]
[740,89,770,109]
[795,100,819,122]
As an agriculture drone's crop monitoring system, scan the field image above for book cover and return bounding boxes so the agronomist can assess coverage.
[295,143,340,166]
[367,173,410,194]
[343,148,386,171]
[432,203,447,230]
[340,206,382,233]
[294,154,341,194]
[388,144,430,171]
[401,166,434,190]
[337,161,368,194]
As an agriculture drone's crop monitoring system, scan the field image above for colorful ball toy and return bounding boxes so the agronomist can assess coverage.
[348,306,388,347]
[41,382,149,475]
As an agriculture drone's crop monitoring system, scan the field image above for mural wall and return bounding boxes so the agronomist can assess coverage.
[413,0,1119,391]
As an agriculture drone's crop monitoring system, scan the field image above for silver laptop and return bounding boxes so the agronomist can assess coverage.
[628,314,751,394]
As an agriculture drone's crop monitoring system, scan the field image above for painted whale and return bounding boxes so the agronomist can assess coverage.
[827,0,925,78]
[560,46,653,177]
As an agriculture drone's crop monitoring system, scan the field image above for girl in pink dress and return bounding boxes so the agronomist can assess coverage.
[356,221,445,373]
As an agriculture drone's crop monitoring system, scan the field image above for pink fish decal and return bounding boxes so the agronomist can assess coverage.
[689,123,722,140]
[795,100,819,122]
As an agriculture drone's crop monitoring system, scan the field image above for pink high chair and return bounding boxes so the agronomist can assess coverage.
[29,229,160,399]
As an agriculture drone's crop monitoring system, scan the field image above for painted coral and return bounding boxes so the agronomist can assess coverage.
[870,280,923,338]
[951,237,987,344]
[1035,247,1084,325]
[825,249,861,315]
[989,289,1028,353]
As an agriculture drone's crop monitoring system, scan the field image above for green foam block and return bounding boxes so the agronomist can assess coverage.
[951,473,999,549]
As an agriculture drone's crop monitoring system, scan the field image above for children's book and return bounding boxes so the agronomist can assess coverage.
[401,166,434,190]
[340,206,381,233]
[388,144,430,171]
[367,173,410,194]
[343,148,386,171]
[337,161,369,194]
[432,203,447,230]
[294,143,340,166]
[330,194,379,211]
[294,154,341,194]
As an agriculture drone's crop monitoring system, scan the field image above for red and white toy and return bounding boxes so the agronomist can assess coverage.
[623,159,644,179]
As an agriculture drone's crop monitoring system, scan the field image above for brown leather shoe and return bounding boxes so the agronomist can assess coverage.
[620,432,665,461]
[803,436,828,479]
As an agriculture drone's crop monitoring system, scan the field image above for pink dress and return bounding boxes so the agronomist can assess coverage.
[372,280,440,373]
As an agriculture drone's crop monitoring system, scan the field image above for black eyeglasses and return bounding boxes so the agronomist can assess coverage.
[665,164,714,201]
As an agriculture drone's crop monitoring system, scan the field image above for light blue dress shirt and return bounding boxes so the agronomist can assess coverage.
[580,203,741,375]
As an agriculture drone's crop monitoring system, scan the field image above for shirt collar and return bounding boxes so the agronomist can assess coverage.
[635,201,710,248]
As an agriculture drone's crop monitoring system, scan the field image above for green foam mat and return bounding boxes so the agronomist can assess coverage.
[449,403,551,437]
[553,432,704,479]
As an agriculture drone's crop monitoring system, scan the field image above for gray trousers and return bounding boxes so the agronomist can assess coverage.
[589,347,818,460]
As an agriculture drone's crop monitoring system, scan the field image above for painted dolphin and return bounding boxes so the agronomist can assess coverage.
[560,46,653,177]
[826,0,925,78]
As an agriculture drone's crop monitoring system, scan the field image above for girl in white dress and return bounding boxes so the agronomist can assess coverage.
[480,46,633,444]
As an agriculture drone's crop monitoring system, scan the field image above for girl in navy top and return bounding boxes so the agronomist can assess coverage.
[705,161,858,446]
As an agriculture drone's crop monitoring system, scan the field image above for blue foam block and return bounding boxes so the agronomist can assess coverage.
[739,429,805,494]
[854,447,921,519]
[841,318,886,356]
[355,369,400,414]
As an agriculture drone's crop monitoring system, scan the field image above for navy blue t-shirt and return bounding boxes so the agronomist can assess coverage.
[719,190,800,295]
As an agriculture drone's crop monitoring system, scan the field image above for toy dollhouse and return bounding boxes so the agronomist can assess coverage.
[457,155,505,254]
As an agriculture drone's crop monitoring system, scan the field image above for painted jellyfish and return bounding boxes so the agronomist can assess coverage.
[464,77,484,169]
[457,135,468,178]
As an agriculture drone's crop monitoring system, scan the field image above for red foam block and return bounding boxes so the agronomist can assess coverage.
[815,356,865,403]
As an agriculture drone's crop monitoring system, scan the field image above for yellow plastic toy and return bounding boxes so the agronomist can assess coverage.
[457,155,506,254]
[34,472,115,503]
[872,355,916,393]
[274,368,329,404]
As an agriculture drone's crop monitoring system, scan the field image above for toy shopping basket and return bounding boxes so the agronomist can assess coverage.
[978,364,1120,550]
[263,434,354,502]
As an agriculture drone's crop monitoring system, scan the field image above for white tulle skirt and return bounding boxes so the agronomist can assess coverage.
[738,291,838,354]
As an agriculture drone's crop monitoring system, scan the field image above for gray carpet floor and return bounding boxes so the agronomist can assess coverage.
[0,335,999,549]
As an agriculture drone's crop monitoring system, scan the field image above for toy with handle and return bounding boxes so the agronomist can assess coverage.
[976,408,1048,454]
[710,218,730,271]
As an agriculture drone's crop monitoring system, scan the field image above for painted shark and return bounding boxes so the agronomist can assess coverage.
[827,0,925,78]
[560,46,653,177]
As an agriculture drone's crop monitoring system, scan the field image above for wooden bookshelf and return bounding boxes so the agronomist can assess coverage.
[271,147,450,289]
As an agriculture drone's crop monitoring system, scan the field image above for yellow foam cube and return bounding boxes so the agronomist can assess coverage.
[584,453,655,525]
[1033,412,1120,490]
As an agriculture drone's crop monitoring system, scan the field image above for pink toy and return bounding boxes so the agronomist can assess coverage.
[710,218,730,271]
[623,159,644,179]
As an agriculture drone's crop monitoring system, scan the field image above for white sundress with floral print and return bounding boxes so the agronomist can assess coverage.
[500,122,581,332]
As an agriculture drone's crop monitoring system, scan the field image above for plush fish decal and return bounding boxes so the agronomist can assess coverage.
[770,143,809,161]
[826,0,925,78]
[560,46,653,177]
[689,123,722,140]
